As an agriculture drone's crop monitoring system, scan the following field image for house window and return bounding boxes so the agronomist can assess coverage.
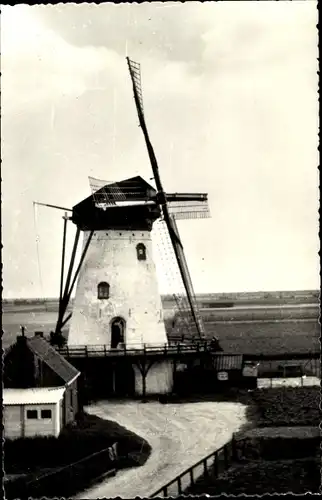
[27,409,38,419]
[136,243,146,261]
[98,282,110,299]
[41,409,52,419]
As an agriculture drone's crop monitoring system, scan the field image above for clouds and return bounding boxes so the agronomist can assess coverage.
[1,6,121,114]
[33,2,212,66]
[1,2,319,298]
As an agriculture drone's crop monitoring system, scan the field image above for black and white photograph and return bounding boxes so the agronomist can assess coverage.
[1,1,320,498]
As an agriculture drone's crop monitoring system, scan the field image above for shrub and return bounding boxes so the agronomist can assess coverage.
[251,387,320,427]
[5,412,151,473]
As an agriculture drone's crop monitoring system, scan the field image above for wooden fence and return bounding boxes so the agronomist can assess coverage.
[56,341,212,359]
[150,437,237,497]
[56,342,320,361]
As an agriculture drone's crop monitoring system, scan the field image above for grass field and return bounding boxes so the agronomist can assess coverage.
[2,302,319,355]
[189,457,320,495]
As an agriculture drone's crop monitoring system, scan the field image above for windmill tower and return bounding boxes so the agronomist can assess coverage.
[67,177,168,348]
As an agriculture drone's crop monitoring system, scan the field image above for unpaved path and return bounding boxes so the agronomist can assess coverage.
[75,400,248,499]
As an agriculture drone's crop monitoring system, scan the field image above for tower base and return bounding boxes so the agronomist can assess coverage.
[133,359,174,396]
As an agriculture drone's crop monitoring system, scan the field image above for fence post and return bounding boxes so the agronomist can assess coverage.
[213,451,218,477]
[203,458,209,478]
[243,439,247,460]
[163,486,168,497]
[231,434,237,461]
[189,468,194,486]
[224,443,229,469]
[177,476,182,495]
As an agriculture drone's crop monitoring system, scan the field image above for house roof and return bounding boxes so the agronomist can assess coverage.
[3,387,66,405]
[27,336,80,384]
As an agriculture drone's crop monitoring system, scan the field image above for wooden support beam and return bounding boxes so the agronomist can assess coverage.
[56,227,80,333]
[134,357,156,399]
[60,312,72,329]
[65,230,94,308]
[58,213,68,323]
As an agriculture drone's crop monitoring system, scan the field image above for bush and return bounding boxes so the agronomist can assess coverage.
[251,386,320,426]
[5,412,151,474]
[5,412,152,499]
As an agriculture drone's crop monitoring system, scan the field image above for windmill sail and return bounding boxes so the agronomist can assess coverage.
[127,59,145,116]
[169,216,205,335]
[168,200,211,220]
[127,57,206,338]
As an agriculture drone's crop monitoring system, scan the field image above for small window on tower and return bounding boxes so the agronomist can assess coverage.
[98,282,110,299]
[136,243,146,261]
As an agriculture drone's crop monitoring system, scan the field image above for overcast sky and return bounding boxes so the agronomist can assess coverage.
[2,1,319,298]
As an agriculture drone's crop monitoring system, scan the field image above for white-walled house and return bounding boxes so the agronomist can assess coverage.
[3,387,66,439]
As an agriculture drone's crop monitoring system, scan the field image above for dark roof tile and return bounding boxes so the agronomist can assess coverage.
[27,336,79,384]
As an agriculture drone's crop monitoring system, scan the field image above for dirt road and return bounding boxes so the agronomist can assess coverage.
[74,400,248,499]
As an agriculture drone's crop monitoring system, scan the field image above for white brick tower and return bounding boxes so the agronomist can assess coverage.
[68,177,168,349]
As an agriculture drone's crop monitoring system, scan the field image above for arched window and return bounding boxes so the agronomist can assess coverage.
[136,243,146,261]
[111,317,126,348]
[98,282,110,299]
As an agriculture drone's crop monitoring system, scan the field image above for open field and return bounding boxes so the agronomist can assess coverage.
[2,301,319,355]
[3,289,319,308]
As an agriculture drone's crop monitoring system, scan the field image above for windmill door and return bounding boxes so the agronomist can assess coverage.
[111,317,125,348]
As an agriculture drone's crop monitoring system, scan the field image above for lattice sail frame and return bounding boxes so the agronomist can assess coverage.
[127,58,145,116]
[168,200,211,220]
[152,219,202,338]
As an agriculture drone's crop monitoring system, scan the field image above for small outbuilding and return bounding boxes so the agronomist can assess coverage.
[3,332,81,439]
[213,354,258,389]
[213,354,244,387]
[3,387,66,439]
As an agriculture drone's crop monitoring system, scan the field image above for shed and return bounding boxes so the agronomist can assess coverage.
[212,354,245,388]
[4,333,81,428]
[3,387,66,439]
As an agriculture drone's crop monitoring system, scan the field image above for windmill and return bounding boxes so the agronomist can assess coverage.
[33,58,212,351]
[30,58,222,396]
[126,57,210,339]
